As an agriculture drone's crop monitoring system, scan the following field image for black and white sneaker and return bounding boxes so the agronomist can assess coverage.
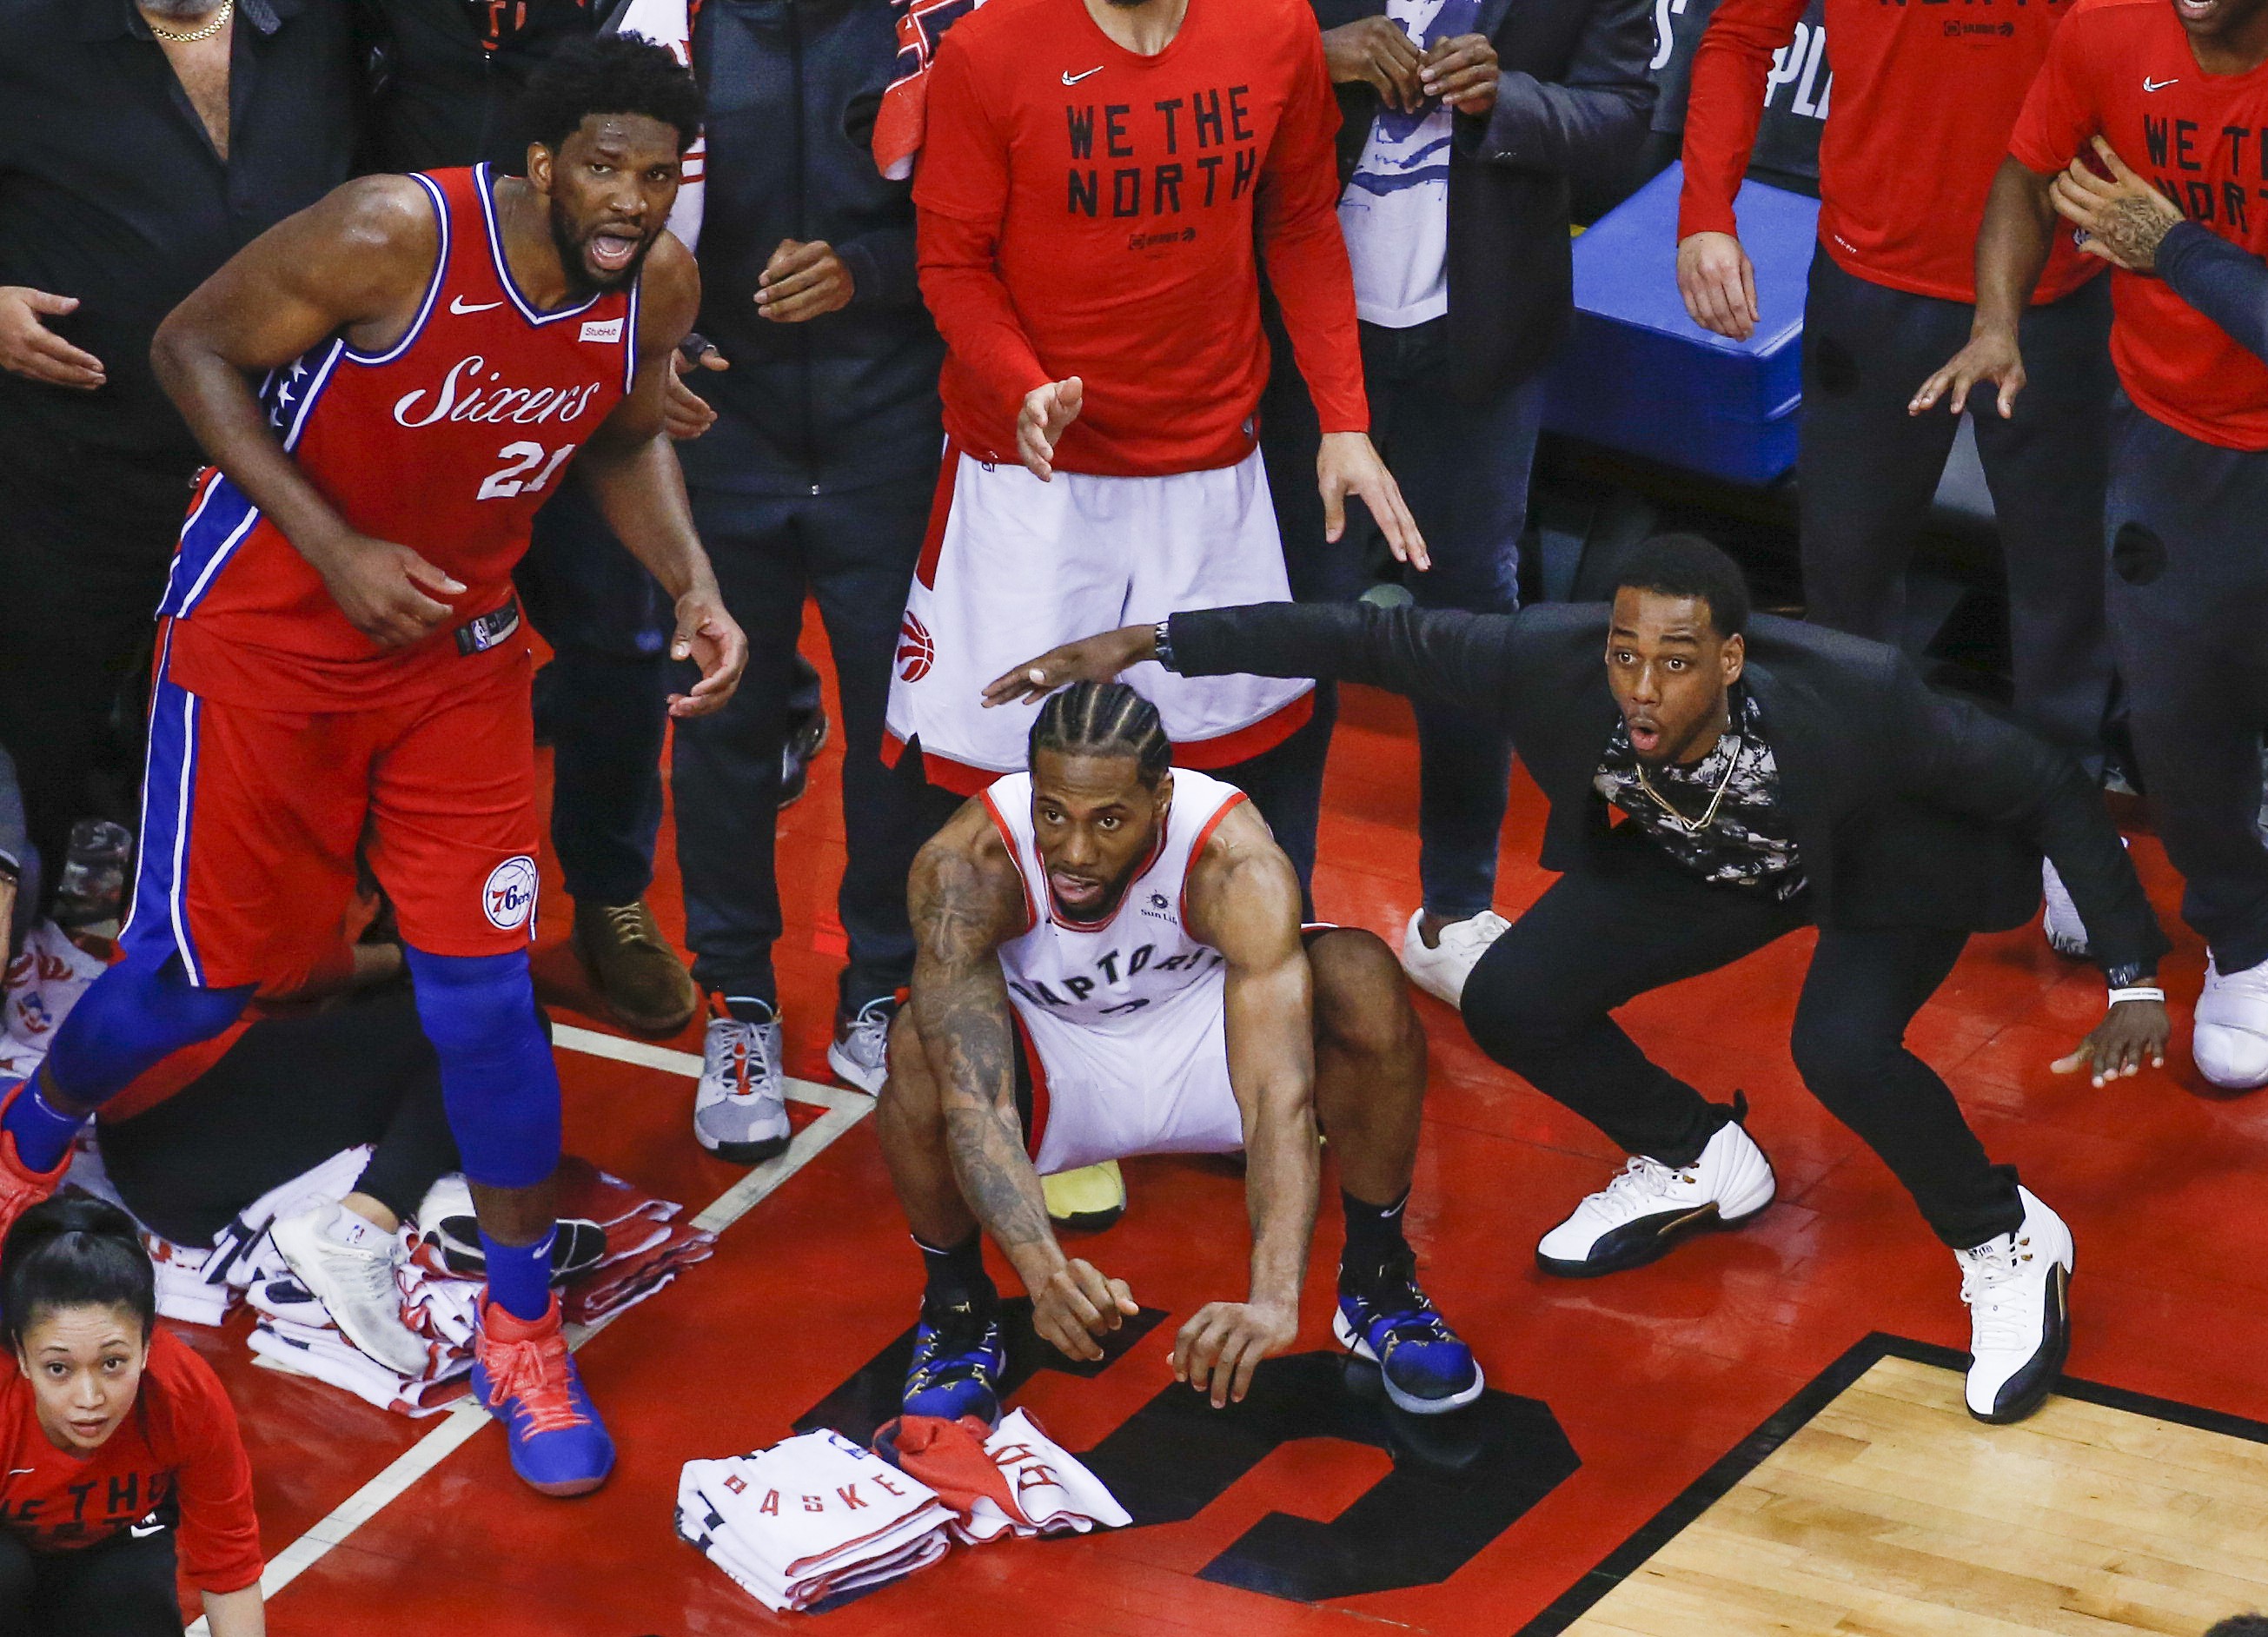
[1535,1109,1776,1277]
[1956,1186,2072,1424]
[413,1176,608,1283]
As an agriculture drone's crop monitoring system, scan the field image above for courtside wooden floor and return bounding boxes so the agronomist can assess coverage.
[1548,1341,2268,1636]
[169,609,2268,1636]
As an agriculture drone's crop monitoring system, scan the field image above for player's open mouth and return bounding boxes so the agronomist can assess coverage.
[69,1415,112,1439]
[1049,871,1104,909]
[1628,719,1662,756]
[588,230,642,272]
[2174,0,2221,23]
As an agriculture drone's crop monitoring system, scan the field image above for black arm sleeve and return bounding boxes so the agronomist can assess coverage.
[1169,602,1526,727]
[1462,0,1656,194]
[2157,221,2268,365]
[1881,659,2168,975]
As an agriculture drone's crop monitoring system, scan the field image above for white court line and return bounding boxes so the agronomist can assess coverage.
[189,1029,871,1632]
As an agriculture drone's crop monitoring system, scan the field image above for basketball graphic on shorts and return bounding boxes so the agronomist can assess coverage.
[482,855,539,931]
[898,611,935,683]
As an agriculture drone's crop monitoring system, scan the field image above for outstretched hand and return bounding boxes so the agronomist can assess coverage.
[983,623,1157,707]
[1172,1298,1297,1408]
[1018,376,1084,480]
[1318,431,1427,570]
[1911,327,2027,421]
[2052,997,2170,1087]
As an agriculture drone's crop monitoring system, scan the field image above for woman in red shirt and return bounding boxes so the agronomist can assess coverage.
[0,1196,264,1635]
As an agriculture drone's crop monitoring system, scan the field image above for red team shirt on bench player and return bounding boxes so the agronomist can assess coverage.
[911,0,1368,476]
[2012,0,2268,447]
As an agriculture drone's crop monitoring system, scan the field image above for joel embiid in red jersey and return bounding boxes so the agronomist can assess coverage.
[0,37,747,1501]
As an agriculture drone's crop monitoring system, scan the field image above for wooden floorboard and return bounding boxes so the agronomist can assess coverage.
[1562,1355,2268,1637]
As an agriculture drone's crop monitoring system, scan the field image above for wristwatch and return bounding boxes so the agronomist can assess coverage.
[1152,618,1177,673]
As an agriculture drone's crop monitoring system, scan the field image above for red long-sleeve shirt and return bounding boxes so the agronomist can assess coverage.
[0,1329,263,1594]
[912,0,1367,476]
[1679,0,2094,304]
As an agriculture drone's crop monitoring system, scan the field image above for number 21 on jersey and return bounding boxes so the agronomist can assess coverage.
[477,441,576,501]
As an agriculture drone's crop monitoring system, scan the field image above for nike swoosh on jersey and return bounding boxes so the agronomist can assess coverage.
[1062,66,1104,84]
[2144,76,2179,91]
[449,295,505,315]
[129,1521,166,1538]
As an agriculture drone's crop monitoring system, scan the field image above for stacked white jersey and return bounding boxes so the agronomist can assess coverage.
[980,768,1251,1175]
[676,1430,955,1612]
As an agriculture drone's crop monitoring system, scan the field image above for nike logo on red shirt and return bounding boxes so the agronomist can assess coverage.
[449,295,504,315]
[2144,76,2178,90]
[1061,66,1103,84]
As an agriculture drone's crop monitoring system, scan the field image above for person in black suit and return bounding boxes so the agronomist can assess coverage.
[1259,0,1655,1012]
[986,534,2172,1426]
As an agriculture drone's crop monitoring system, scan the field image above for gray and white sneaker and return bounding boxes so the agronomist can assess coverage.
[1535,1108,1776,1277]
[269,1201,429,1376]
[826,996,897,1096]
[693,997,790,1163]
[1957,1186,2073,1423]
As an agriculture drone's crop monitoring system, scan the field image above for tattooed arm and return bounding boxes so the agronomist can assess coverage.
[2050,136,2184,273]
[1172,800,1317,1408]
[906,812,1137,1362]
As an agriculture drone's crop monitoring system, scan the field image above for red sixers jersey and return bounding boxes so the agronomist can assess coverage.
[160,164,640,707]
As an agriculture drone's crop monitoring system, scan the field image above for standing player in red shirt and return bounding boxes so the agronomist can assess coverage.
[884,0,1419,804]
[0,37,746,1499]
[1920,0,2268,1088]
[1677,0,2120,801]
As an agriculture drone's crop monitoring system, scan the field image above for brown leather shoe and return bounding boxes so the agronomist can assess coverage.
[569,898,698,1036]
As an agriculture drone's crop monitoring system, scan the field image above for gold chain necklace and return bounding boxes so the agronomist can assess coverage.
[1632,731,1743,835]
[146,0,233,42]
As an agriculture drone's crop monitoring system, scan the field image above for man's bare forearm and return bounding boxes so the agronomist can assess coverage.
[1973,157,2059,339]
[577,434,719,603]
[1242,1085,1319,1312]
[917,964,1059,1276]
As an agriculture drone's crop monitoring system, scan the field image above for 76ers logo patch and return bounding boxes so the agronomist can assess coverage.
[898,611,935,683]
[483,856,539,932]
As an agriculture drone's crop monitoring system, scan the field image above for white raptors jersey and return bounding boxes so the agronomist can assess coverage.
[978,768,1247,1037]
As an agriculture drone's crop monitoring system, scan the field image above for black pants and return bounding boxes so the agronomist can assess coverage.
[0,1520,185,1636]
[0,436,198,915]
[1798,253,2116,767]
[2104,393,2268,969]
[1459,833,2023,1249]
[96,991,458,1247]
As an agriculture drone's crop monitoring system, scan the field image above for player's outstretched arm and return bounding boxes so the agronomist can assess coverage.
[907,827,1137,1362]
[1176,803,1317,1408]
[1912,157,2056,421]
[577,238,747,719]
[152,176,468,649]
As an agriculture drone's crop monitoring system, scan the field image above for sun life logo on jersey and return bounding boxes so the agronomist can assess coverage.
[898,611,935,683]
[483,856,539,931]
[1141,891,1174,923]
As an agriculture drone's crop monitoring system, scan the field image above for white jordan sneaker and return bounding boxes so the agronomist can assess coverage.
[1956,1186,2073,1423]
[1535,1110,1777,1277]
[2040,860,2090,959]
[1397,909,1510,1009]
[2193,952,2268,1089]
[269,1202,429,1377]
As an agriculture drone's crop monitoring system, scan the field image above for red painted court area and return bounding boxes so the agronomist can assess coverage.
[176,615,2268,1636]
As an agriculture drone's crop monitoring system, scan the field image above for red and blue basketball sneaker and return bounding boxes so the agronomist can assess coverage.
[471,1293,615,1496]
[1334,1251,1484,1416]
[901,1296,1006,1425]
[0,1081,70,1246]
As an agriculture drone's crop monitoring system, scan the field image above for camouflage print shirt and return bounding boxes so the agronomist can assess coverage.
[1593,689,1807,900]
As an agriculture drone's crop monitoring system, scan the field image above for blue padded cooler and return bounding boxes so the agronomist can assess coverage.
[1545,162,1819,487]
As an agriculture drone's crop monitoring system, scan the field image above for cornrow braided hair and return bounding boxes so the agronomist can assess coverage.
[1028,681,1172,786]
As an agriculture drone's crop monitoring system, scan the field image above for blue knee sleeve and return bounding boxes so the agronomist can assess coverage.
[43,949,252,1107]
[404,948,560,1190]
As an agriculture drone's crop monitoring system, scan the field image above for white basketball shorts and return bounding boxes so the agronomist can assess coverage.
[1015,969,1244,1176]
[885,444,1315,796]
